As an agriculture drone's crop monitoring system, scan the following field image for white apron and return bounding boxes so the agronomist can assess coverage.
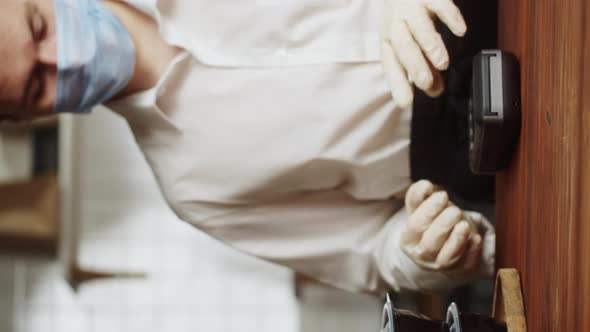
[106,0,489,293]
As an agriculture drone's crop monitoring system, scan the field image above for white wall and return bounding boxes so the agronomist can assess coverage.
[0,108,298,332]
[298,283,381,332]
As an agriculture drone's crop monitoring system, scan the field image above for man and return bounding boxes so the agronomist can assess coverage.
[0,0,494,294]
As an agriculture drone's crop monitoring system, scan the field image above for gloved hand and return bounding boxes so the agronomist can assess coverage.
[400,180,492,272]
[381,0,467,107]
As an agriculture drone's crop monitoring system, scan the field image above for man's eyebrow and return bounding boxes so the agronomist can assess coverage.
[20,2,35,111]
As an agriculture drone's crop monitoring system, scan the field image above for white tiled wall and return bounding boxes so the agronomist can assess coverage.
[0,108,298,332]
[0,256,15,332]
[0,130,33,184]
[298,283,382,332]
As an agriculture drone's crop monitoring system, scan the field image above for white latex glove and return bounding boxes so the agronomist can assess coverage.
[381,0,467,107]
[400,180,490,272]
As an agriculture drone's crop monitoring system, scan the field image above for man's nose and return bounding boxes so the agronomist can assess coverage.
[38,35,57,67]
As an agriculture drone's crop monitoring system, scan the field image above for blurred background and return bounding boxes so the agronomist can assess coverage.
[0,108,491,332]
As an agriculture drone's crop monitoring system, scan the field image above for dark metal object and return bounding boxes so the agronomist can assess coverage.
[381,294,448,332]
[381,295,507,332]
[446,302,508,332]
[469,50,521,174]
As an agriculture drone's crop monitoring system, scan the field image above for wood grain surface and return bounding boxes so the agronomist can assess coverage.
[495,0,590,331]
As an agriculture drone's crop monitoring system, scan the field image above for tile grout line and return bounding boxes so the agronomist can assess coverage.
[13,260,27,332]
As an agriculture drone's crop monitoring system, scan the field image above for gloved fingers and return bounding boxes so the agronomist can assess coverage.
[434,220,471,268]
[405,180,435,213]
[381,41,414,107]
[389,20,434,91]
[405,5,449,70]
[405,191,449,240]
[417,206,463,260]
[425,0,467,37]
[423,61,445,97]
[459,233,483,271]
[464,211,495,234]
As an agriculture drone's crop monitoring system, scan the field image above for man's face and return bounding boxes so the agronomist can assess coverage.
[0,0,57,119]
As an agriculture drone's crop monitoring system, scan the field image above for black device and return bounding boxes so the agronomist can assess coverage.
[446,303,507,332]
[381,293,447,332]
[469,50,521,174]
[380,294,507,332]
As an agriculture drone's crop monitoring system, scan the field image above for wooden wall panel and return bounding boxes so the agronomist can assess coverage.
[495,0,589,331]
[578,0,590,329]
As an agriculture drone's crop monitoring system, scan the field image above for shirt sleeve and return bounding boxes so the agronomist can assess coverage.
[189,190,492,295]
